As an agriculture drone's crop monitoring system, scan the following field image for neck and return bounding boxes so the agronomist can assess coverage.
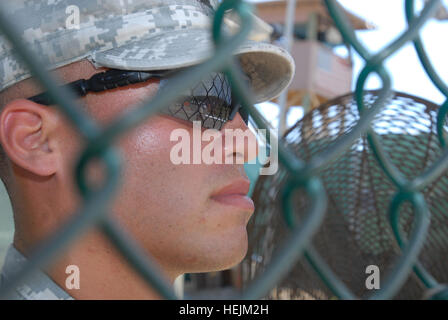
[14,230,178,300]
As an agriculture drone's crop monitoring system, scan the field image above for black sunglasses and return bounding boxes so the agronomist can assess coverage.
[27,69,248,130]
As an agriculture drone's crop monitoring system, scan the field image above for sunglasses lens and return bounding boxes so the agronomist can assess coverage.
[165,96,231,130]
[159,72,250,130]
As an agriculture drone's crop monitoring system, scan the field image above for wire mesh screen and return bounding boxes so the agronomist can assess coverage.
[0,0,447,300]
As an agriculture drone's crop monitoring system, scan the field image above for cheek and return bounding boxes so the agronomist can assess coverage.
[108,117,250,271]
[111,118,210,229]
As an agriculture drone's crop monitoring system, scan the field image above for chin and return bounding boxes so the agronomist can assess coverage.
[201,231,249,273]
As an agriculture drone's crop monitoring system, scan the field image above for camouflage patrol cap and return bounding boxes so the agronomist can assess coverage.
[0,0,295,103]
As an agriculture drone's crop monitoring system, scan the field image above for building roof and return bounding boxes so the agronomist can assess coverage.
[254,0,376,30]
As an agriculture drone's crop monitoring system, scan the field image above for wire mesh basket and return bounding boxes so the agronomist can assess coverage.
[243,90,448,300]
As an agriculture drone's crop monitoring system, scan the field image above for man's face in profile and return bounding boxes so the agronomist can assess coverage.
[0,0,293,300]
[52,60,257,281]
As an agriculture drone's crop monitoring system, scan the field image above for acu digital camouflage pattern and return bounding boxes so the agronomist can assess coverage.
[0,246,73,300]
[0,0,295,103]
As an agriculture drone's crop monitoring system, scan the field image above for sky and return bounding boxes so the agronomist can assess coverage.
[338,0,448,103]
[249,0,448,129]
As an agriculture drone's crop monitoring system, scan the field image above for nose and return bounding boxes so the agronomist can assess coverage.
[221,112,259,164]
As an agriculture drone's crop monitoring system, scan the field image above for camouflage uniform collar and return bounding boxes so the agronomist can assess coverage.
[0,245,74,300]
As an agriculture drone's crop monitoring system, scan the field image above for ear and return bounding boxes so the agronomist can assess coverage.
[0,99,61,176]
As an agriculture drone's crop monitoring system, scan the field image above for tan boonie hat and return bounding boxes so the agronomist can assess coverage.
[0,0,295,104]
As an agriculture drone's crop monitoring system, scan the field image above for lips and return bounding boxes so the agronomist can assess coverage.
[210,179,255,211]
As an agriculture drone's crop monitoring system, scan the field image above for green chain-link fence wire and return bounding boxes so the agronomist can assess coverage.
[0,0,447,300]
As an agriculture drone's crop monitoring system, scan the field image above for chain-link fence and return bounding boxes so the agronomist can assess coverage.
[0,0,447,300]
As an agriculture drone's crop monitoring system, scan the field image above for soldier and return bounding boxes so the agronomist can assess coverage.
[0,0,294,299]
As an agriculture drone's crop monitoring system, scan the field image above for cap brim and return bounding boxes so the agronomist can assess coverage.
[92,29,295,104]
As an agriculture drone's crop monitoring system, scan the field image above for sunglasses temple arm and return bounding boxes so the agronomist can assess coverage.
[28,79,89,106]
[86,70,160,92]
[28,70,163,106]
